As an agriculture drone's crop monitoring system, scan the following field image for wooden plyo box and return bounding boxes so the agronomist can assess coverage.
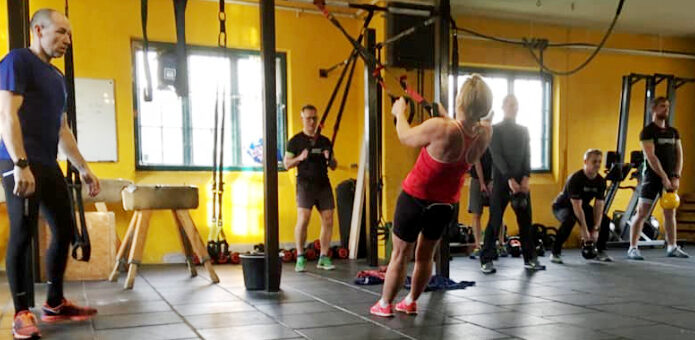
[39,211,117,281]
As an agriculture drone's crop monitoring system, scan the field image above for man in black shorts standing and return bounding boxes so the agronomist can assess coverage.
[550,149,612,263]
[284,104,338,272]
[627,96,688,260]
[468,147,507,258]
[480,94,544,274]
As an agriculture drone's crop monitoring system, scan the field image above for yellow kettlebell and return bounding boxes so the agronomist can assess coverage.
[660,191,681,210]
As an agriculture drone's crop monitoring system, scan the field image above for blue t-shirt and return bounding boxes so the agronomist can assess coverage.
[0,48,67,166]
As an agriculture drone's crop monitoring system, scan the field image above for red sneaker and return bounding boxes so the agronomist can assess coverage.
[369,301,394,317]
[41,299,97,322]
[395,299,418,315]
[12,310,41,339]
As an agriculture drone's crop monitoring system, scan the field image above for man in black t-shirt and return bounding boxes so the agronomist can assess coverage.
[283,104,338,272]
[628,96,688,260]
[551,149,611,263]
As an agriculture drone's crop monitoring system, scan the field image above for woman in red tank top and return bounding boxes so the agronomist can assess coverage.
[370,75,495,317]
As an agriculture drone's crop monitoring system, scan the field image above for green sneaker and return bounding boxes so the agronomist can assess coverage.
[316,256,335,270]
[295,255,307,272]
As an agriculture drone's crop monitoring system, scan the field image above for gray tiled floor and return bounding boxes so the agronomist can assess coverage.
[2,247,695,339]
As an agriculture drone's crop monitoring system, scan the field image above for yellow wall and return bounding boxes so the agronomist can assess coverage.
[0,0,364,263]
[382,16,695,248]
[0,0,6,57]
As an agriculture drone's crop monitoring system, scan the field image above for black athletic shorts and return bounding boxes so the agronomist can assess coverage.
[393,191,455,243]
[639,176,663,203]
[296,179,335,211]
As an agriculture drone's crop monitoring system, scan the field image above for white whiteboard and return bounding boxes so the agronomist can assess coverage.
[74,78,118,162]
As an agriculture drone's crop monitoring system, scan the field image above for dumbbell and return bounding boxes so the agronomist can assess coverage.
[280,249,294,263]
[329,246,340,259]
[305,248,318,261]
[337,247,349,259]
[217,251,230,264]
[230,252,241,264]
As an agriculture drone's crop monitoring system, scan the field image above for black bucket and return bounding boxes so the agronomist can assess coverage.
[240,253,282,290]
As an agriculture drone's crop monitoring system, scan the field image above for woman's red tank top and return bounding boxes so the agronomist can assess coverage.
[401,121,473,203]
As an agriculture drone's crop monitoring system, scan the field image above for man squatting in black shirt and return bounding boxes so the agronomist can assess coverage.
[550,149,612,263]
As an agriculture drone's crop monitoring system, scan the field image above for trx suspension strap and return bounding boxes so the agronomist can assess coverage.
[208,90,221,262]
[314,10,374,142]
[314,0,438,119]
[141,0,153,101]
[450,17,459,117]
[328,51,359,159]
[64,0,90,262]
[173,0,189,97]
[207,0,229,263]
[216,87,229,259]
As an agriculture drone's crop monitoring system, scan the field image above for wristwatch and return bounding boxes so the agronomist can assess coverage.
[14,158,29,169]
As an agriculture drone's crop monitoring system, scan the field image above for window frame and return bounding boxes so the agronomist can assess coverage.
[131,40,288,172]
[459,66,553,173]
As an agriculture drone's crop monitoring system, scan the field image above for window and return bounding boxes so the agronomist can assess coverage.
[448,68,552,171]
[133,42,287,170]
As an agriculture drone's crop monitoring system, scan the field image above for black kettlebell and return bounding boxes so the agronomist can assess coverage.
[581,240,597,259]
[511,192,529,211]
[506,236,522,257]
[544,227,558,250]
[481,191,490,207]
[536,239,545,257]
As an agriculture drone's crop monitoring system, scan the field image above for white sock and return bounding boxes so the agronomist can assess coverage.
[404,294,413,304]
[628,246,637,252]
[379,299,389,308]
[667,245,677,252]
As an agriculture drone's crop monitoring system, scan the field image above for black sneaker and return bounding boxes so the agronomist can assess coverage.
[549,253,563,264]
[595,251,613,262]
[481,262,496,274]
[524,259,546,271]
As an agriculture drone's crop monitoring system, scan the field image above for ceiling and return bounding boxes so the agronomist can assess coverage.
[451,0,695,37]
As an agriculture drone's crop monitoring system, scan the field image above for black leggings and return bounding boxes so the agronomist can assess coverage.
[552,203,610,255]
[481,176,536,264]
[1,160,74,311]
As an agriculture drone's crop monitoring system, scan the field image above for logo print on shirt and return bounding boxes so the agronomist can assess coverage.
[657,138,676,145]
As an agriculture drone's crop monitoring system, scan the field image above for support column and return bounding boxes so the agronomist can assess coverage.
[433,0,451,278]
[364,28,379,267]
[260,0,280,292]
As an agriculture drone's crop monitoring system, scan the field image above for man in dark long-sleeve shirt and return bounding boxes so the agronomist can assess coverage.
[480,95,545,273]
